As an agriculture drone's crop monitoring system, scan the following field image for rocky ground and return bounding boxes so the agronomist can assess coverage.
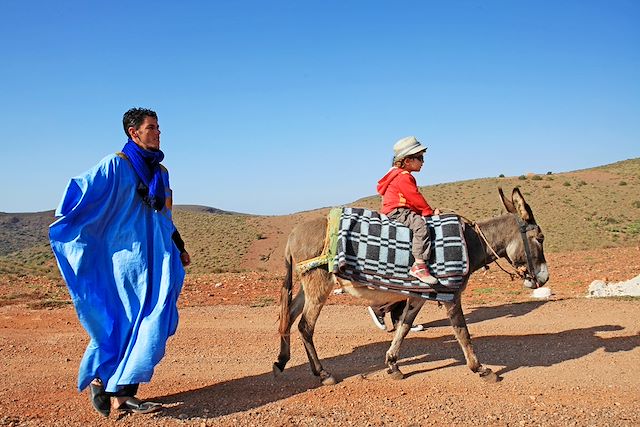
[1,246,639,426]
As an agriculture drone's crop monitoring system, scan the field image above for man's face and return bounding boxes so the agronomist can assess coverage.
[130,116,160,151]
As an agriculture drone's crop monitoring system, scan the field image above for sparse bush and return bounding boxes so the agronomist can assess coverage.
[250,296,275,307]
[531,175,542,181]
[542,184,551,189]
[563,181,571,186]
[518,175,527,180]
[632,201,640,209]
[473,287,496,295]
[619,181,628,186]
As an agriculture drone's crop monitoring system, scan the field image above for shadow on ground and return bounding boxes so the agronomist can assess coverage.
[414,299,552,329]
[156,300,639,421]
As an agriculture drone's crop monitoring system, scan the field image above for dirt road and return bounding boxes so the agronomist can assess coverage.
[1,296,639,426]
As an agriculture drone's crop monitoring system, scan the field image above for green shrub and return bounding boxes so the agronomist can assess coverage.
[563,181,571,186]
[531,175,543,181]
[619,181,628,186]
[518,175,527,180]
[628,221,640,236]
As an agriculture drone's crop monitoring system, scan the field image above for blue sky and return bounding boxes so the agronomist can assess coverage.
[1,1,638,215]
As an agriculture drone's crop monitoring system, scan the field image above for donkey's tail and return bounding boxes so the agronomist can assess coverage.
[278,243,293,336]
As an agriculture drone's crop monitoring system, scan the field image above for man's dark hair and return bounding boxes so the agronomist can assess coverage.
[123,108,158,138]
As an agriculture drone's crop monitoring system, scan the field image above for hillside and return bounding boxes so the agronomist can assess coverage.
[355,157,640,253]
[1,158,638,277]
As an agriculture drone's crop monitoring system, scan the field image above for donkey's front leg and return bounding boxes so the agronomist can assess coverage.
[385,299,423,380]
[444,297,500,383]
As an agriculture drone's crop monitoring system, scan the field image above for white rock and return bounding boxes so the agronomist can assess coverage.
[532,287,552,298]
[587,274,640,298]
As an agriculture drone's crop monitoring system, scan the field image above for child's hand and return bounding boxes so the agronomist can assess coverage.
[434,208,441,215]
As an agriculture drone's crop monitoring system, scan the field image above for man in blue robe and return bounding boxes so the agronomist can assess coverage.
[50,107,191,417]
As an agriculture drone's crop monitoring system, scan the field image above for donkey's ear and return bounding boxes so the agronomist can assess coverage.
[498,187,516,214]
[512,188,535,223]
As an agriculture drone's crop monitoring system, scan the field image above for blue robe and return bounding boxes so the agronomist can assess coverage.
[49,153,185,393]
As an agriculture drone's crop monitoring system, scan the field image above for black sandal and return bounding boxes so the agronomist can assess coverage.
[89,380,110,417]
[116,397,162,414]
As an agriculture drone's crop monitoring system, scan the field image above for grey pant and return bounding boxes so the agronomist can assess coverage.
[387,208,431,262]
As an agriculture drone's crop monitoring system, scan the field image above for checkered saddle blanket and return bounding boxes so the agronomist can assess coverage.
[330,207,469,302]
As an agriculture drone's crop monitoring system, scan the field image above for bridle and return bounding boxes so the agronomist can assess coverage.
[514,216,540,288]
[469,214,540,288]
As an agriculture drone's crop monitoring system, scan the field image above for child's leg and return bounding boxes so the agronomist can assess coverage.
[388,209,437,284]
[388,209,431,262]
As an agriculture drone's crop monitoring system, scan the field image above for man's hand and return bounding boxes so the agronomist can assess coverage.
[180,252,191,267]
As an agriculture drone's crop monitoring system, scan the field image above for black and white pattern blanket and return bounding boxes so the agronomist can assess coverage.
[330,207,469,302]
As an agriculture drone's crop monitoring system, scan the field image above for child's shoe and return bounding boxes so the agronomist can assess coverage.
[409,263,438,285]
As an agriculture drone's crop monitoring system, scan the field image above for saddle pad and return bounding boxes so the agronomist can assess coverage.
[330,207,469,297]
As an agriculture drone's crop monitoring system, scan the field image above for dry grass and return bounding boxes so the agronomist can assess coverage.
[1,158,638,276]
[172,210,260,273]
[355,158,640,253]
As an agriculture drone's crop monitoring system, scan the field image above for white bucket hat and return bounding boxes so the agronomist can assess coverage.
[393,136,427,161]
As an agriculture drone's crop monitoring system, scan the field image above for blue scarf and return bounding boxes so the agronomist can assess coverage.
[121,139,166,211]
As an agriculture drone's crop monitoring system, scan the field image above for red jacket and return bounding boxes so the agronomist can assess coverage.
[377,167,434,216]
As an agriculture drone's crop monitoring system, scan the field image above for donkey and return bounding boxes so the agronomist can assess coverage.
[273,187,549,385]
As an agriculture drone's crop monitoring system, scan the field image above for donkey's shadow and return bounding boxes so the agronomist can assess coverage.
[155,302,639,421]
[414,299,552,329]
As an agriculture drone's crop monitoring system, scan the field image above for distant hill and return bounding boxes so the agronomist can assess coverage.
[1,158,638,276]
[354,158,640,253]
[0,211,55,257]
[174,205,250,216]
[0,211,58,277]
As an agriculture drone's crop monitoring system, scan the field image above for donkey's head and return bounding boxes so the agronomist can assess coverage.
[498,187,549,289]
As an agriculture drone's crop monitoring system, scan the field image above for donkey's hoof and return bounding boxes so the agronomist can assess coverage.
[321,375,338,386]
[386,369,404,380]
[479,369,501,383]
[272,362,284,377]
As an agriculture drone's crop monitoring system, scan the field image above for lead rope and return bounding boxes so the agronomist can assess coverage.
[443,210,525,282]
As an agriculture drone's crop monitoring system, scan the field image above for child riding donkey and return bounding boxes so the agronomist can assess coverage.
[377,136,440,284]
[368,136,440,330]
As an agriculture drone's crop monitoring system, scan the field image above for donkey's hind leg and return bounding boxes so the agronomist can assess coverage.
[274,288,306,375]
[385,298,424,380]
[298,269,337,385]
[444,295,500,383]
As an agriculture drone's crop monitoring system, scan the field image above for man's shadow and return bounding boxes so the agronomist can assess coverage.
[155,302,638,421]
